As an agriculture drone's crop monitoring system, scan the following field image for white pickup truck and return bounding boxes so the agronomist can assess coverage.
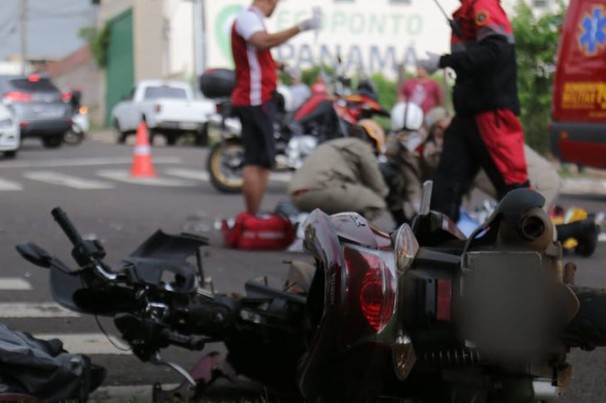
[111,80,215,146]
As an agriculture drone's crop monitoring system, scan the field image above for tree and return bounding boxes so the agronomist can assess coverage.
[79,24,110,68]
[511,0,565,154]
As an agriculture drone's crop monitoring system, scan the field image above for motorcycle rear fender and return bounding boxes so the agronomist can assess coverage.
[299,210,399,401]
[303,209,347,308]
[329,212,392,251]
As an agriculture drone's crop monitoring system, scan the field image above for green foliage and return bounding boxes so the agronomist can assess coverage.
[511,0,565,153]
[371,73,397,111]
[301,65,335,87]
[79,24,111,69]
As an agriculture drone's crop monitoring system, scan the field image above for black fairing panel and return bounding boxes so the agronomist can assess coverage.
[120,230,207,293]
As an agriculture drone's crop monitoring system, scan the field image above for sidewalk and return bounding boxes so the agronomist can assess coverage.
[559,166,606,196]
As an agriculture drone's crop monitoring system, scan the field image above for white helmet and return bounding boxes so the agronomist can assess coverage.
[390,102,424,132]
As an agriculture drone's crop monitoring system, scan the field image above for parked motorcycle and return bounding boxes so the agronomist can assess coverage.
[16,185,606,402]
[63,90,89,146]
[199,67,390,193]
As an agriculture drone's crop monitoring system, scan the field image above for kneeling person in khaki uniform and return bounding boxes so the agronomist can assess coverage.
[289,121,388,220]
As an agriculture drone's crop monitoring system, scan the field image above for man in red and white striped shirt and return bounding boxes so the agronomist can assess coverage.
[231,0,321,215]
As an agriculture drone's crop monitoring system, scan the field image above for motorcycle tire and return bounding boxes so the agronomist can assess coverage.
[63,130,84,145]
[206,141,244,194]
[566,286,606,349]
[42,135,63,148]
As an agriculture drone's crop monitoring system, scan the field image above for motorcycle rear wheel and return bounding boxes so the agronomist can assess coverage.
[207,141,244,193]
[63,130,84,145]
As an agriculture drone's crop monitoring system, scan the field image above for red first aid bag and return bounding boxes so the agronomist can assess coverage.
[222,212,295,250]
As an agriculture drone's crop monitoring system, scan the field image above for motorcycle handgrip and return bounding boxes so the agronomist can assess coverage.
[160,328,206,351]
[51,207,85,249]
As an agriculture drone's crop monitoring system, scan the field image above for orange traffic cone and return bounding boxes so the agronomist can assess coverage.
[130,122,156,177]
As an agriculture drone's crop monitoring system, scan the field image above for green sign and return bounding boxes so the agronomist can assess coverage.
[215,5,244,65]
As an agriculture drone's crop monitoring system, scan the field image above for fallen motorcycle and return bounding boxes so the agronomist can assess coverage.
[16,185,606,402]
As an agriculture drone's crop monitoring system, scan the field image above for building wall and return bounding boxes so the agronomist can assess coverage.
[99,0,133,22]
[133,0,164,80]
[165,0,195,80]
[46,47,103,127]
[94,0,568,122]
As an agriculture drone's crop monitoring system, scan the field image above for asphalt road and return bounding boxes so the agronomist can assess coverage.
[0,135,604,402]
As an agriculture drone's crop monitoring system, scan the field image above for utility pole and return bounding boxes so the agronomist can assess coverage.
[20,0,28,75]
[192,0,206,76]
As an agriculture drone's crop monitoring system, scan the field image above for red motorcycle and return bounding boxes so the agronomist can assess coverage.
[16,185,606,402]
[200,68,390,193]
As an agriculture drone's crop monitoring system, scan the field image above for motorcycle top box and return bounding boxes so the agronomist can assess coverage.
[198,68,235,99]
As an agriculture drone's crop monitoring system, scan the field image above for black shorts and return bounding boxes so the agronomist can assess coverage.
[233,101,276,169]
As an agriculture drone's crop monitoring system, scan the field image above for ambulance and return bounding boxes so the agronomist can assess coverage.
[550,0,606,168]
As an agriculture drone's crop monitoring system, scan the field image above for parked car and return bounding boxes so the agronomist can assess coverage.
[0,104,20,158]
[0,74,71,148]
[111,80,215,146]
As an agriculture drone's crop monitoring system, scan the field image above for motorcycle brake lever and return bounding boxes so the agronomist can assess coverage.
[151,352,196,387]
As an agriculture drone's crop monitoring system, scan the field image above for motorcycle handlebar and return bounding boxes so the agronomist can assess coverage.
[50,207,113,278]
[160,328,206,350]
[51,207,85,249]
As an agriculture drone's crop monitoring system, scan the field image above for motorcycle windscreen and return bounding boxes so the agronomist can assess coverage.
[120,230,207,293]
[126,230,207,260]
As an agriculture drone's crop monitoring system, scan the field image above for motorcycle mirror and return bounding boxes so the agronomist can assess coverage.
[16,242,74,274]
[419,181,433,215]
[16,242,53,269]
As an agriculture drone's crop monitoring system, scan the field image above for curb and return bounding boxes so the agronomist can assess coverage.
[560,177,606,196]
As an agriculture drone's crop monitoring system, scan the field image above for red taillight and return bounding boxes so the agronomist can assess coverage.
[20,121,29,127]
[360,268,393,330]
[436,279,452,321]
[154,104,162,113]
[27,74,41,82]
[4,91,33,102]
[215,103,223,114]
[343,247,396,341]
[61,92,72,102]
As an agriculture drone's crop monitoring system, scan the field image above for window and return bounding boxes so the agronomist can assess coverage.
[143,86,187,100]
[532,0,548,8]
[390,0,411,3]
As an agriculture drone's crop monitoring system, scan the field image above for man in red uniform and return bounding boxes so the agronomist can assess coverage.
[231,0,321,215]
[427,0,529,220]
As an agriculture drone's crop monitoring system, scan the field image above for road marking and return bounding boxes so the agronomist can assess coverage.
[34,333,131,355]
[270,172,292,183]
[92,384,179,401]
[0,278,32,290]
[166,168,290,184]
[97,170,199,187]
[0,302,79,318]
[0,157,182,169]
[0,177,23,191]
[164,168,209,181]
[23,171,115,189]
